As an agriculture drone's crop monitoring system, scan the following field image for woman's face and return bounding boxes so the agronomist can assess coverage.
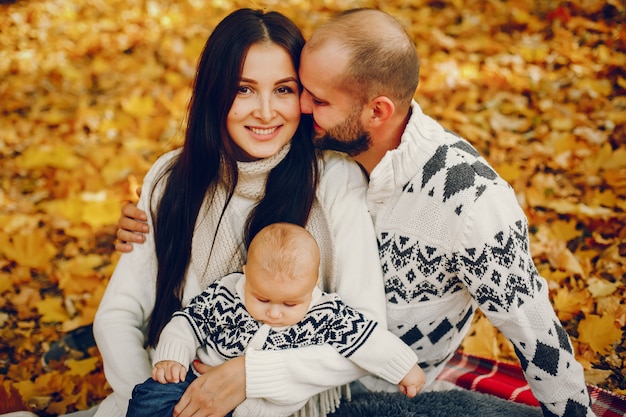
[227,42,301,161]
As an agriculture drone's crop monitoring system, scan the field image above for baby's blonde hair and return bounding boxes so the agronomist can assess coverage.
[247,223,320,283]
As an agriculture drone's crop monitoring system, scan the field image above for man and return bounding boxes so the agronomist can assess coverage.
[116,8,593,417]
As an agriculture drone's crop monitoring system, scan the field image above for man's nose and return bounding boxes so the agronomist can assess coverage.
[300,90,313,114]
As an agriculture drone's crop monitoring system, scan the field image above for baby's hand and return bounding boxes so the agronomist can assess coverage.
[398,364,426,398]
[152,360,187,384]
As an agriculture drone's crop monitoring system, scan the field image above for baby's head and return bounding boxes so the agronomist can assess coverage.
[243,223,320,327]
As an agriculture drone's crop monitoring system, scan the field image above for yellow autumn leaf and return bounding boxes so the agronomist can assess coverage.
[57,270,104,295]
[584,368,614,385]
[60,254,105,277]
[495,161,523,183]
[0,274,12,294]
[35,297,70,323]
[0,230,57,269]
[461,315,499,360]
[587,277,620,298]
[81,200,124,228]
[552,287,594,321]
[14,144,82,170]
[602,147,626,169]
[39,195,121,228]
[13,380,37,401]
[32,372,68,396]
[550,219,580,242]
[121,95,155,118]
[545,200,614,218]
[65,357,100,377]
[578,314,623,354]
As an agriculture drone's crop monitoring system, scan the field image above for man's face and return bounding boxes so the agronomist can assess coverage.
[299,44,372,156]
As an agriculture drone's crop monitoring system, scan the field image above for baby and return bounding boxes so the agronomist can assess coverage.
[128,222,425,417]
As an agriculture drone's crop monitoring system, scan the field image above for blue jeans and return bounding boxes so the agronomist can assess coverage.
[127,373,234,417]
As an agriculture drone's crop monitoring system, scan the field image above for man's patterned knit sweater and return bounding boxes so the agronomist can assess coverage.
[364,101,594,417]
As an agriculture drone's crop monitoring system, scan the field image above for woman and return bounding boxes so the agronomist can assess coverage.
[93,8,386,417]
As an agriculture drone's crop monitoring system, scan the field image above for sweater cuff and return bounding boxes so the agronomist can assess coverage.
[245,348,294,404]
[376,343,419,384]
[152,339,193,367]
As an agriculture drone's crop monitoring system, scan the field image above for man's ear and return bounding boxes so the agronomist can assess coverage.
[366,96,395,127]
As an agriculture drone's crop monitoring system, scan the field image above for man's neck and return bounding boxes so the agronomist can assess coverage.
[354,109,411,175]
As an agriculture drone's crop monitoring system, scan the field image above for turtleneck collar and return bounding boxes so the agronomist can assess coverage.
[233,142,291,199]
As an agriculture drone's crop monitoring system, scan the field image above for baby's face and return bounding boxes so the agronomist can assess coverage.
[243,265,316,327]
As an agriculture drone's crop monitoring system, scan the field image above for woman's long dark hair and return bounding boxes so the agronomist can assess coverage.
[147,9,319,346]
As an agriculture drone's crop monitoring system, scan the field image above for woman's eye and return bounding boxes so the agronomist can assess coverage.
[276,86,294,95]
[238,86,252,94]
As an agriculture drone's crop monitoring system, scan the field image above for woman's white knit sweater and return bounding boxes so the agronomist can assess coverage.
[93,145,386,417]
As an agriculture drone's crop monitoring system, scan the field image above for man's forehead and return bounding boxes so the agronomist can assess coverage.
[300,43,347,97]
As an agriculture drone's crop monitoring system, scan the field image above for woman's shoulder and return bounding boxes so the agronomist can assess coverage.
[319,150,364,179]
[144,148,182,182]
[317,150,368,198]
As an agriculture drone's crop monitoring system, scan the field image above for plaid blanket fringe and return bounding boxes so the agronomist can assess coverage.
[437,351,626,417]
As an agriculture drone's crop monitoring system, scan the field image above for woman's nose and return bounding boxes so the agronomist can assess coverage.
[253,95,275,121]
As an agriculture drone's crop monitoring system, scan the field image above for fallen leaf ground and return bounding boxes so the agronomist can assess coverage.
[1,0,625,414]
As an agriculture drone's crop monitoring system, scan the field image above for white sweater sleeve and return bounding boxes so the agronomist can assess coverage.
[345,325,417,385]
[457,184,593,416]
[245,151,387,404]
[93,151,178,417]
[152,316,199,367]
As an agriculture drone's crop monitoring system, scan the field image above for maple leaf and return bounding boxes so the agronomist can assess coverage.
[35,297,70,323]
[587,277,620,298]
[461,314,500,360]
[14,144,82,170]
[578,314,623,354]
[552,287,594,321]
[65,357,100,377]
[0,231,57,269]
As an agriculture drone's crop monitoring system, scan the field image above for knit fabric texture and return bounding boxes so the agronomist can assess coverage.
[366,101,595,417]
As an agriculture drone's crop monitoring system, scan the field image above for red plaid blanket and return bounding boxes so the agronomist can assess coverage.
[437,351,626,417]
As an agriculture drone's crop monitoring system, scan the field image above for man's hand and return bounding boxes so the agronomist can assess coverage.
[152,360,187,384]
[115,187,150,253]
[398,364,426,399]
[174,357,246,417]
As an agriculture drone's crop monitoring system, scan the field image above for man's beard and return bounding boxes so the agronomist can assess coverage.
[312,108,372,157]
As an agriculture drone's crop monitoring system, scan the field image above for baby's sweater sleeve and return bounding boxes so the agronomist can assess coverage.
[152,316,199,367]
[322,299,417,384]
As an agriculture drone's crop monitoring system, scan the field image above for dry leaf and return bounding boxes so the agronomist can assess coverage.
[578,314,623,354]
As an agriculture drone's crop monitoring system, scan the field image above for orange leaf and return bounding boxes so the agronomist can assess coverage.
[552,287,594,321]
[578,314,623,354]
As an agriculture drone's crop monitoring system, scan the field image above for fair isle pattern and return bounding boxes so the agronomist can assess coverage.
[379,133,593,416]
[175,281,378,360]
